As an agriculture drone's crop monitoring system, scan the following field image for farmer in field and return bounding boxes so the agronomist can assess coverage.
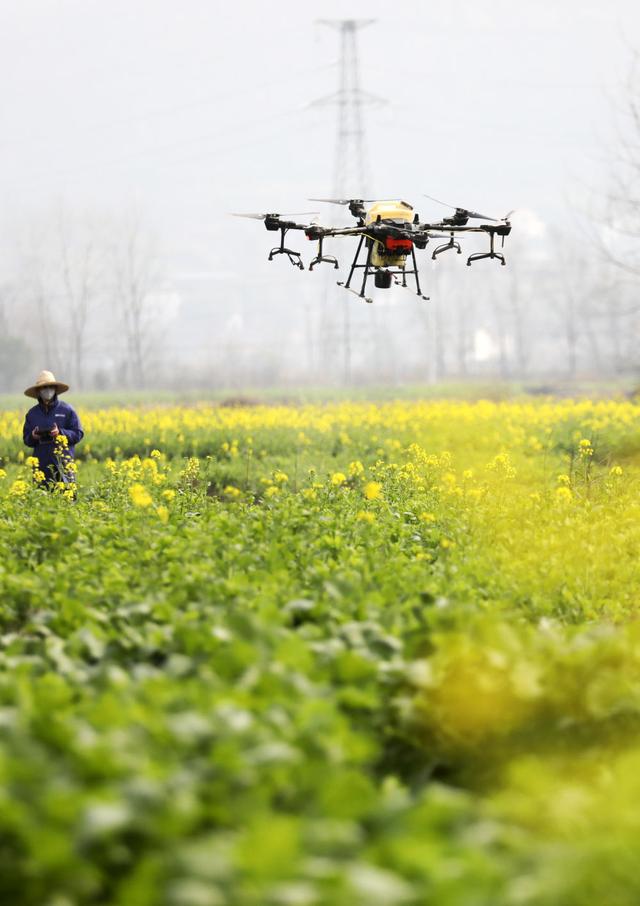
[23,370,83,487]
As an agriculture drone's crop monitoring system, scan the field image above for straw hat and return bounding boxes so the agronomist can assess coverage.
[24,370,69,399]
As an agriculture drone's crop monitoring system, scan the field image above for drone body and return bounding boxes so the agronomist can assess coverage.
[364,200,414,270]
[232,196,513,304]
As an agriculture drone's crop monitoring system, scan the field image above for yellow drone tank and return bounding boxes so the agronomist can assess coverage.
[365,201,414,268]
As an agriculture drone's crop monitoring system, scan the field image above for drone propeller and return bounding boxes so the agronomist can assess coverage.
[230,211,319,220]
[310,197,372,205]
[423,193,498,222]
[309,197,412,208]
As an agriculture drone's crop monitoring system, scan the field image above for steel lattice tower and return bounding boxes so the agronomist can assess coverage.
[312,19,380,382]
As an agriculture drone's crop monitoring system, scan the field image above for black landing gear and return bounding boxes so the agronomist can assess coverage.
[309,234,339,271]
[269,226,304,269]
[467,229,506,266]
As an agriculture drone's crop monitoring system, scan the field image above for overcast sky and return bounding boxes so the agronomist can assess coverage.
[0,0,638,306]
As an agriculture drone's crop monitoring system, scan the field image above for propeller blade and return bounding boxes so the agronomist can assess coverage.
[423,194,498,222]
[230,211,319,220]
[468,212,498,222]
[308,198,352,205]
[423,193,458,210]
[309,197,408,206]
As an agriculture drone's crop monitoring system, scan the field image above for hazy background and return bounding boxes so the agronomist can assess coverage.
[1,0,639,392]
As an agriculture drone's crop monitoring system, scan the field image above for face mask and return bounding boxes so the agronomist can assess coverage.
[39,388,55,402]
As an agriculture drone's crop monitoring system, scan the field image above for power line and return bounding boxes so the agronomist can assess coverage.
[0,61,337,154]
[11,109,326,189]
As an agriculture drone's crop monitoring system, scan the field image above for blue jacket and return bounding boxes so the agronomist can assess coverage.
[23,397,84,477]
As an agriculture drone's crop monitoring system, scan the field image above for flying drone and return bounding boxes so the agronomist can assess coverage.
[232,195,513,304]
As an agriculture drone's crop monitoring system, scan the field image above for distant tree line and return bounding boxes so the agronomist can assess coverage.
[0,206,163,392]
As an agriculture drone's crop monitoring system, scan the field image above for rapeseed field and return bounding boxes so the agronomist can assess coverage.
[1,398,639,905]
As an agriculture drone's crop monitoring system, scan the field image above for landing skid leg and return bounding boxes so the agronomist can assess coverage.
[358,242,374,299]
[338,235,374,302]
[411,247,429,300]
[391,249,429,300]
[268,227,304,269]
[466,231,506,267]
[309,235,339,271]
[392,276,430,301]
[343,235,365,290]
[338,284,373,304]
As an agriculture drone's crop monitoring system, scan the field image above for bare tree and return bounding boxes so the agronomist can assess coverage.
[110,212,160,388]
[593,52,640,371]
[56,207,104,389]
[551,236,598,379]
[507,267,533,378]
[15,224,61,371]
[449,284,476,377]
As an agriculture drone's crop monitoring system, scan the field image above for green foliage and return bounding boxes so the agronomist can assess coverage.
[1,398,640,903]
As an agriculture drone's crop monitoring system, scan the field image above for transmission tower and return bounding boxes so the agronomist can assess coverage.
[312,19,382,382]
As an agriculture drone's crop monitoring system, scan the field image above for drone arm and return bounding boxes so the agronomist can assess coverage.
[313,226,368,238]
[417,222,512,237]
[417,222,483,234]
[275,219,313,232]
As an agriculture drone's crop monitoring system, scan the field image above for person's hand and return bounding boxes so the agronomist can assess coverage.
[50,424,60,438]
[31,427,40,441]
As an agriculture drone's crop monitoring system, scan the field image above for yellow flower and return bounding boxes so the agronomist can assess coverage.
[26,456,39,468]
[150,449,162,459]
[356,510,376,524]
[129,483,153,508]
[363,481,382,500]
[609,465,623,477]
[9,479,28,497]
[155,505,169,524]
[224,485,242,498]
[578,438,593,457]
[264,485,280,498]
[349,460,364,477]
[273,470,288,484]
[419,512,436,524]
[0,469,6,480]
[331,472,347,486]
[162,489,176,502]
[180,458,200,483]
[485,452,516,478]
[555,486,573,503]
